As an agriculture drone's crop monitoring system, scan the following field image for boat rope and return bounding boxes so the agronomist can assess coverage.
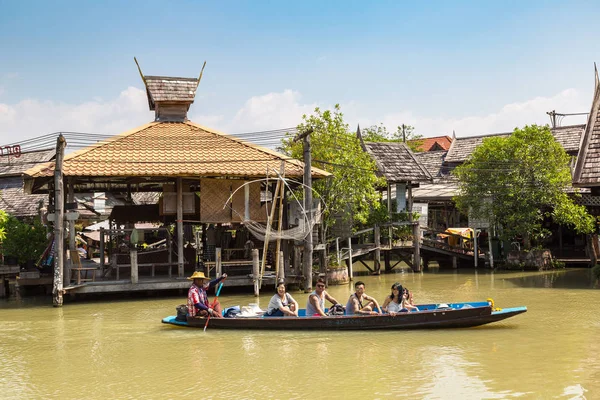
[486,298,502,311]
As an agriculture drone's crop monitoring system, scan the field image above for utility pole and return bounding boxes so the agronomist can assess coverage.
[402,124,406,143]
[546,110,557,128]
[53,134,66,307]
[294,128,314,292]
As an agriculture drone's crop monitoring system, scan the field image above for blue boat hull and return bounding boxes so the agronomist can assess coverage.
[161,301,527,330]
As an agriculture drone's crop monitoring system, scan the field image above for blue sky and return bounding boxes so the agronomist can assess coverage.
[1,0,599,146]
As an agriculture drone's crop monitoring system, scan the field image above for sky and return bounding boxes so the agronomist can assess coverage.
[1,0,599,148]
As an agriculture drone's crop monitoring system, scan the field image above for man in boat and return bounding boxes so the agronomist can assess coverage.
[306,278,342,317]
[187,271,227,318]
[345,281,382,315]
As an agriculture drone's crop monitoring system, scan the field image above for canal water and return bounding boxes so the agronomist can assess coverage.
[0,268,598,399]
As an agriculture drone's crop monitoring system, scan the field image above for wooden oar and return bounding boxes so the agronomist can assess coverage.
[204,282,224,332]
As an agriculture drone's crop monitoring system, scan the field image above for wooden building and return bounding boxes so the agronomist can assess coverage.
[22,66,329,300]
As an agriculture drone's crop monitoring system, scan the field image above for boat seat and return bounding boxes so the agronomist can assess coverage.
[70,250,96,285]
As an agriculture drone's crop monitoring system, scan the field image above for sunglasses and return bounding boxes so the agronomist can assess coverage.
[316,284,325,288]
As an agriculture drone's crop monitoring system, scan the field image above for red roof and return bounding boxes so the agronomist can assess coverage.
[409,135,452,152]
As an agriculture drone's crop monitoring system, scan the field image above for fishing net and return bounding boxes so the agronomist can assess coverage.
[224,176,324,242]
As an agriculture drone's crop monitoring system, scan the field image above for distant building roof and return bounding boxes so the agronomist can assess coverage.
[362,141,432,183]
[445,125,585,164]
[408,136,452,152]
[0,177,45,217]
[412,182,459,202]
[0,149,55,176]
[412,150,450,180]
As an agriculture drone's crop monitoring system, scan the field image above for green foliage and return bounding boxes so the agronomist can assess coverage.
[361,123,423,152]
[281,105,383,239]
[0,209,9,242]
[453,125,594,248]
[0,216,48,265]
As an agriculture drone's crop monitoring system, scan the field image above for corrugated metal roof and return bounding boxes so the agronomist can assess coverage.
[23,121,330,179]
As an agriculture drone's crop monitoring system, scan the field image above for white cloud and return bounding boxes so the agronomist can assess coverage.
[0,87,153,145]
[0,86,591,151]
[226,89,317,132]
[367,88,590,137]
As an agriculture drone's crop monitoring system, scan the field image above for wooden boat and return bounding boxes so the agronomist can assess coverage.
[161,301,527,330]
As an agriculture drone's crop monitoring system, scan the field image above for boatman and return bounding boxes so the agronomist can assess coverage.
[345,281,382,315]
[187,271,227,319]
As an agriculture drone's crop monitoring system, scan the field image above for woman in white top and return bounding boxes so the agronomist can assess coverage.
[381,283,404,314]
[266,282,298,317]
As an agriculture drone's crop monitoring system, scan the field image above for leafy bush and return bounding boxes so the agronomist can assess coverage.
[0,216,48,266]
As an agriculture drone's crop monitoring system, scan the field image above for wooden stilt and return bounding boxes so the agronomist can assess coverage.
[347,237,353,281]
[413,223,421,272]
[252,249,259,296]
[374,225,381,274]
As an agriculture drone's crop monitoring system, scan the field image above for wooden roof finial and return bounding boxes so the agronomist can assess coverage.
[196,61,207,91]
[134,57,147,87]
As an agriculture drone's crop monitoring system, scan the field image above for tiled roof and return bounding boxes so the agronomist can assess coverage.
[363,141,432,183]
[144,76,198,109]
[574,73,600,186]
[0,177,46,217]
[412,150,449,180]
[445,125,585,163]
[408,136,452,152]
[553,124,585,154]
[23,121,330,179]
[0,149,55,176]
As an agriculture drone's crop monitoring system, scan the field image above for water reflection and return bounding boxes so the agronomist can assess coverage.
[0,269,598,398]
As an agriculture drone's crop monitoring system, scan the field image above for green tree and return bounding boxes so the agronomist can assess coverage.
[453,124,594,249]
[361,123,424,152]
[281,105,383,242]
[0,215,47,265]
[0,209,8,242]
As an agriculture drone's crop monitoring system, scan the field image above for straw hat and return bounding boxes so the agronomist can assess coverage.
[188,271,210,281]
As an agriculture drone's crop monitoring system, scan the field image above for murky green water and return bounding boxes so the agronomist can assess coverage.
[1,268,599,399]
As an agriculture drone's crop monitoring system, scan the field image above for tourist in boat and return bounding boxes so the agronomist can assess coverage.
[381,282,404,314]
[306,278,342,317]
[345,281,382,315]
[187,271,227,318]
[401,287,419,312]
[265,281,298,317]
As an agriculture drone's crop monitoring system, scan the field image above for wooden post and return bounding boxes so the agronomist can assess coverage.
[302,131,313,292]
[488,227,494,269]
[347,237,353,281]
[293,245,301,273]
[278,251,285,283]
[244,184,250,222]
[335,237,341,267]
[167,229,173,276]
[274,163,285,283]
[252,249,260,296]
[53,134,66,307]
[216,247,222,277]
[100,228,105,272]
[176,178,184,277]
[473,229,478,268]
[261,178,281,286]
[374,225,381,274]
[130,249,138,284]
[66,177,75,287]
[413,223,421,272]
[452,256,458,269]
[387,184,392,247]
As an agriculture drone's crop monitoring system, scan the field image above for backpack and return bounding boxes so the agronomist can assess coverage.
[327,304,345,316]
